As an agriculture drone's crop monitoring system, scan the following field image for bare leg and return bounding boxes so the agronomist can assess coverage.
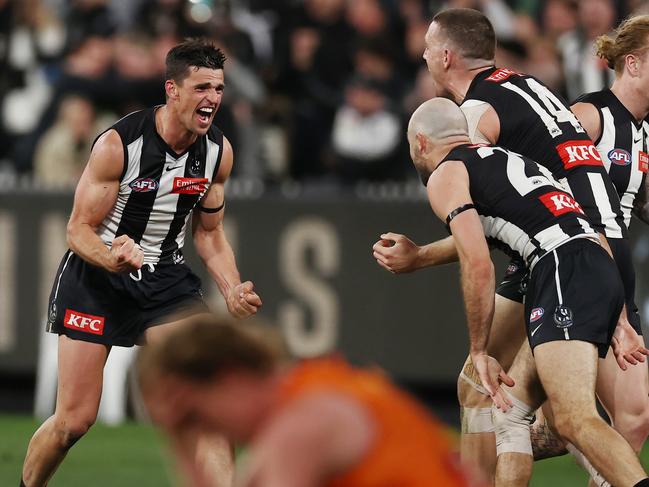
[531,404,567,460]
[21,336,108,486]
[597,349,649,453]
[535,340,647,487]
[493,341,545,487]
[458,295,526,482]
[144,315,234,487]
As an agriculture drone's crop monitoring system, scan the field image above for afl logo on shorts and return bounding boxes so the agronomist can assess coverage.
[608,148,632,166]
[530,307,544,323]
[553,305,573,328]
[129,178,159,192]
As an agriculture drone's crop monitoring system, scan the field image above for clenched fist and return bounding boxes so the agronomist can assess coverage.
[108,235,144,273]
[226,281,262,318]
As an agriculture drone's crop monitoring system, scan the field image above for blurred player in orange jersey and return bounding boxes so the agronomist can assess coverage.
[136,315,482,487]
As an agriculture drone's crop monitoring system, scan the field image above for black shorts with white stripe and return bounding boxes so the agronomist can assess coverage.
[496,256,528,303]
[45,250,208,347]
[525,239,624,358]
[607,237,642,335]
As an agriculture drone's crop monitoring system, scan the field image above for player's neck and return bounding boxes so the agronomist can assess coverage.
[156,105,199,154]
[433,135,471,169]
[611,78,649,122]
[448,64,492,104]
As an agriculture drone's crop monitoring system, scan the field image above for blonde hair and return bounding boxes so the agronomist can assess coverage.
[596,15,649,73]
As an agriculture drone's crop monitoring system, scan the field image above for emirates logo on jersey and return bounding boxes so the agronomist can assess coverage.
[486,68,518,82]
[556,140,602,170]
[539,191,585,217]
[172,177,209,194]
[639,151,648,173]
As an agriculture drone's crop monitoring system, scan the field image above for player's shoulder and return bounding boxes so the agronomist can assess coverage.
[206,123,224,145]
[573,89,610,108]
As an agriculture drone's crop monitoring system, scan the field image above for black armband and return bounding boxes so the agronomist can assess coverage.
[197,201,225,213]
[445,203,476,233]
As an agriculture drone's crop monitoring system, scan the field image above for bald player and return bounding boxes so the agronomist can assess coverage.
[373,8,637,481]
[407,97,649,487]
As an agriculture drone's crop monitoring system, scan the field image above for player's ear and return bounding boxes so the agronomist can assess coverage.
[625,53,640,77]
[416,133,428,153]
[443,49,451,69]
[165,80,179,99]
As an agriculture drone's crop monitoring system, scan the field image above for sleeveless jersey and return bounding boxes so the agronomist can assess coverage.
[575,89,649,231]
[277,358,470,487]
[95,107,224,264]
[442,144,598,270]
[461,67,627,239]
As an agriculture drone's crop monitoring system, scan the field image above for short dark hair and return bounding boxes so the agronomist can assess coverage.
[165,38,227,83]
[432,8,496,61]
[137,315,277,389]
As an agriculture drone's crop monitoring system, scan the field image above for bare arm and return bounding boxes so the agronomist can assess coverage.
[372,234,458,273]
[67,129,143,272]
[193,136,261,318]
[238,393,373,487]
[571,102,602,143]
[427,162,513,406]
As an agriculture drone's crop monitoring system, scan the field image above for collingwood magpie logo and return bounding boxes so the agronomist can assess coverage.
[553,305,573,328]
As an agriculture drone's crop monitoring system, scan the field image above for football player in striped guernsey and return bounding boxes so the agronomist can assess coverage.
[408,97,649,487]
[19,40,261,487]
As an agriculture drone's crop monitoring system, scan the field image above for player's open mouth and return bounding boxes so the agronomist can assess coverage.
[196,107,214,125]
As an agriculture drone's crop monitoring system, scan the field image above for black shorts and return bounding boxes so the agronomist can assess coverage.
[496,257,528,303]
[608,237,642,334]
[525,239,624,358]
[46,251,207,347]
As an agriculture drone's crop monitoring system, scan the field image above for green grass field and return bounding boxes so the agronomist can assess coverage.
[1,414,647,486]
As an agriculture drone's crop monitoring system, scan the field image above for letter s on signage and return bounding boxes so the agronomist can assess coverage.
[278,218,340,357]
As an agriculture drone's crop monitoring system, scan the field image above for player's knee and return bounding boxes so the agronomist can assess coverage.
[613,406,649,452]
[458,371,495,434]
[552,412,597,444]
[53,411,97,449]
[492,393,535,456]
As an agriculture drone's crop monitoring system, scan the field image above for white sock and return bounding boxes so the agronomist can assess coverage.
[566,442,611,487]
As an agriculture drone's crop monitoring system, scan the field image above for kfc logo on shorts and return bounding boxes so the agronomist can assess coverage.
[556,141,602,170]
[608,148,632,166]
[539,191,585,217]
[129,178,159,192]
[172,177,208,194]
[64,309,105,335]
[530,307,544,323]
[486,68,518,82]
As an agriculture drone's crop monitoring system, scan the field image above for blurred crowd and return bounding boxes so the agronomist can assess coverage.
[0,0,648,187]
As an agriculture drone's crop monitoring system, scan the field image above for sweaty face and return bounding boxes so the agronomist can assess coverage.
[171,67,224,136]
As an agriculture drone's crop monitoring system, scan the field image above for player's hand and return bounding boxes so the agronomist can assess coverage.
[227,281,262,319]
[109,235,144,273]
[612,320,649,370]
[471,352,515,411]
[372,232,420,274]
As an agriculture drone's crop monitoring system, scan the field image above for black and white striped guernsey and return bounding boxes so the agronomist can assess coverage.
[461,67,627,240]
[575,89,649,231]
[95,107,224,264]
[441,144,598,270]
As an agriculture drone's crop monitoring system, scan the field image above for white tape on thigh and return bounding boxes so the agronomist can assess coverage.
[493,393,535,456]
[459,371,491,396]
[461,407,495,433]
[566,443,611,487]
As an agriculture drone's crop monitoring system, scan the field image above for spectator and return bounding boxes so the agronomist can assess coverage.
[32,94,113,186]
[558,0,618,100]
[331,75,403,183]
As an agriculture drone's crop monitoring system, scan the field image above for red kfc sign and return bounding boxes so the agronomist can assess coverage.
[539,191,585,217]
[64,309,105,335]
